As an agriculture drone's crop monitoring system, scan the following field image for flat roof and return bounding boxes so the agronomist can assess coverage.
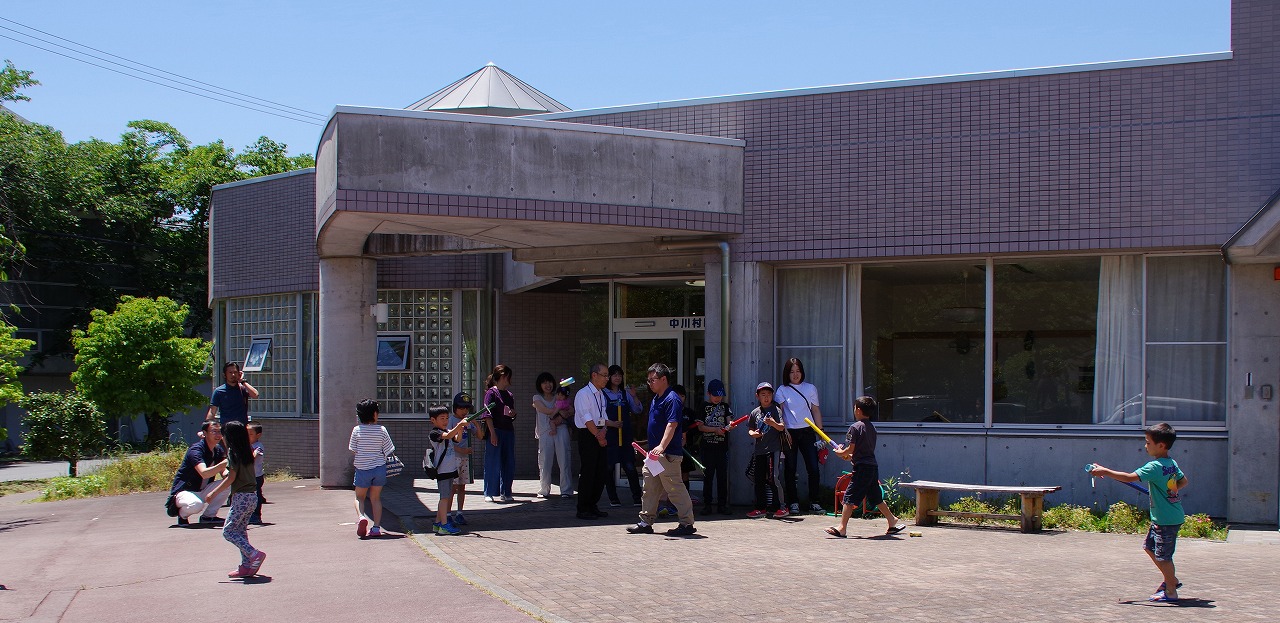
[532,51,1233,120]
[212,167,315,192]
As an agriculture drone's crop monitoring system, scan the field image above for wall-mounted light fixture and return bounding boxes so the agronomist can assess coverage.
[371,303,389,324]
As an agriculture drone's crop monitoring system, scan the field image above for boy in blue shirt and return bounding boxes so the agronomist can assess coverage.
[1090,422,1189,602]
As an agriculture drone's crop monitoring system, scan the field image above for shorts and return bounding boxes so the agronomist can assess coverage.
[354,464,388,488]
[1144,523,1180,562]
[437,477,455,494]
[455,456,471,484]
[842,464,882,508]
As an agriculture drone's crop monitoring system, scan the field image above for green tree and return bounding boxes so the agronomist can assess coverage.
[71,296,211,448]
[19,390,106,476]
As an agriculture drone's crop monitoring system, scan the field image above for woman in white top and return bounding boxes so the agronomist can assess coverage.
[532,372,574,497]
[775,357,825,515]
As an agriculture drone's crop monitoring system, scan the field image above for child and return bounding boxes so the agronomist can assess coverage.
[448,392,476,526]
[247,422,266,524]
[825,396,904,538]
[349,398,395,538]
[428,405,468,535]
[696,378,734,515]
[747,382,787,518]
[1089,422,1189,602]
[204,420,266,578]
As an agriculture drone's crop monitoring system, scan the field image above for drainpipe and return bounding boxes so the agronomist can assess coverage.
[656,239,730,395]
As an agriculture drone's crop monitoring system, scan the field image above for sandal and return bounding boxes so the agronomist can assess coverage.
[886,524,907,535]
[824,526,847,538]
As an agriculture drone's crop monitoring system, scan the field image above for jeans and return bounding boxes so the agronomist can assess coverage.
[783,427,821,506]
[483,428,516,498]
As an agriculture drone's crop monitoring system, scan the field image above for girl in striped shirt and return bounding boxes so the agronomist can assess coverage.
[349,399,395,538]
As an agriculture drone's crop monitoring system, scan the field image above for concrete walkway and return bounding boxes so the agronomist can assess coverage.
[0,458,125,482]
[2,476,1275,622]
[384,477,1278,623]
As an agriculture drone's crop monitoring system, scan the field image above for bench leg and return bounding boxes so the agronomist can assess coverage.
[915,489,939,526]
[1019,494,1044,533]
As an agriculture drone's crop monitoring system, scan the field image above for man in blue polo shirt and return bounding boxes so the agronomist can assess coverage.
[206,362,259,425]
[165,420,231,525]
[627,363,696,536]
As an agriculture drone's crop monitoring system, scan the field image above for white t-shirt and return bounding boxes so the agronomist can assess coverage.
[775,382,820,429]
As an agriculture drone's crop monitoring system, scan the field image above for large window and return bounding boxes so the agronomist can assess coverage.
[1144,256,1227,423]
[224,295,300,415]
[375,289,458,415]
[862,263,985,423]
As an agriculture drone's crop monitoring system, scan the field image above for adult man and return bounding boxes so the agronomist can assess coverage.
[206,362,259,425]
[627,363,696,536]
[573,363,611,520]
[165,420,231,525]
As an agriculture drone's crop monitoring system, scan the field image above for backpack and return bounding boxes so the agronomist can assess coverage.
[423,437,458,480]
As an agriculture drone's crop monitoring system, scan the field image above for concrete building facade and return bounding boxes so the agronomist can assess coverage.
[210,1,1280,524]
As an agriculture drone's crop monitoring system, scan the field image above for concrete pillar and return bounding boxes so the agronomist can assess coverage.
[725,260,774,505]
[1227,264,1280,524]
[318,257,378,487]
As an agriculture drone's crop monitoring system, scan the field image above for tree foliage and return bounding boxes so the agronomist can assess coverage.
[0,317,34,406]
[0,62,314,363]
[71,296,211,448]
[19,390,107,476]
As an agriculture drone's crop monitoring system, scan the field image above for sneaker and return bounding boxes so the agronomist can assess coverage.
[439,522,461,535]
[228,565,254,578]
[249,514,263,525]
[666,524,697,536]
[747,509,766,519]
[500,495,515,503]
[789,503,800,515]
[484,496,495,503]
[356,517,369,538]
[810,503,825,513]
[451,512,467,526]
[626,523,654,534]
[609,500,623,508]
[432,522,442,534]
[247,550,266,572]
[369,526,383,538]
[773,508,790,518]
[535,492,549,499]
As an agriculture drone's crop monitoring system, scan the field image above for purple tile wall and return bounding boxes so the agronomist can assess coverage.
[211,172,319,300]
[559,0,1280,264]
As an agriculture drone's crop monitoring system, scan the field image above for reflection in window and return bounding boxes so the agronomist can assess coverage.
[615,283,704,318]
[862,263,985,423]
[243,337,273,372]
[992,259,1099,424]
[376,335,412,371]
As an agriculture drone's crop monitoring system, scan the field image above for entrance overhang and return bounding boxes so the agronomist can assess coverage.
[1224,187,1280,264]
[315,106,744,273]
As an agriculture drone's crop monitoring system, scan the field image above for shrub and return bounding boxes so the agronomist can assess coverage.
[1042,504,1103,531]
[20,391,108,476]
[1104,501,1149,534]
[1179,513,1227,540]
[42,474,106,500]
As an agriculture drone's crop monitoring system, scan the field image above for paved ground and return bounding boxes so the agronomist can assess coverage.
[0,459,124,482]
[385,477,1279,623]
[2,475,1275,623]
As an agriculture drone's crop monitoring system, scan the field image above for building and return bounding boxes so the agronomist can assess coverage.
[210,2,1280,524]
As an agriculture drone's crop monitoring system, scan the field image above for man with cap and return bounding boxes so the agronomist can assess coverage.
[695,378,734,515]
[447,391,477,526]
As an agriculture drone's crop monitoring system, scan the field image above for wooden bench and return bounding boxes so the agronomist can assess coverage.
[898,481,1062,533]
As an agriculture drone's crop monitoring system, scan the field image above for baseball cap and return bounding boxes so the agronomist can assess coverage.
[755,382,774,393]
[453,392,474,411]
[707,379,726,397]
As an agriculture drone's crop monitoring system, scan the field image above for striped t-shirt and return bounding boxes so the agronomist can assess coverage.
[349,424,395,471]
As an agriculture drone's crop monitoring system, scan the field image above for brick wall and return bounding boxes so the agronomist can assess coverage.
[252,417,319,478]
[211,171,319,300]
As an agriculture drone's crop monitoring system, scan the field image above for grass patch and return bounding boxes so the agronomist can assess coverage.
[265,467,300,483]
[0,478,52,497]
[39,445,186,501]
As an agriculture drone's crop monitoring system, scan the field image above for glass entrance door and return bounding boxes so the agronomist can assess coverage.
[616,331,682,409]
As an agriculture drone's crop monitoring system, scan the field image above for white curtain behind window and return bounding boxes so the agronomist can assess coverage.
[1093,256,1143,424]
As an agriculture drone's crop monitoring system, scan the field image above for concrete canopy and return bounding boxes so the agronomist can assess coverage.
[315,107,744,275]
[1223,187,1280,264]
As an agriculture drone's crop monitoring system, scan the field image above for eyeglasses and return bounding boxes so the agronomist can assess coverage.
[645,377,659,385]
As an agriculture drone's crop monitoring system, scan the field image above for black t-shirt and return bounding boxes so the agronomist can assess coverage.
[844,419,878,466]
[170,440,226,495]
[752,404,783,455]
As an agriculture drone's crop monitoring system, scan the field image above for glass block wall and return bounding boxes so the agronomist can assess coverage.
[224,294,300,415]
[376,289,456,414]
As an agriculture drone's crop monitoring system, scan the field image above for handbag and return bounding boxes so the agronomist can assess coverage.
[385,454,404,477]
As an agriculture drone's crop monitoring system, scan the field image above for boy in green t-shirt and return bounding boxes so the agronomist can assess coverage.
[1089,422,1189,602]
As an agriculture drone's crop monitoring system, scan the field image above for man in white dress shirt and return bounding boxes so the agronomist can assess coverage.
[573,363,610,519]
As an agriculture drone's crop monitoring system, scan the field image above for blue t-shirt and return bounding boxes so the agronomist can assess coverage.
[169,440,226,495]
[210,383,249,424]
[647,388,684,456]
[1134,457,1185,525]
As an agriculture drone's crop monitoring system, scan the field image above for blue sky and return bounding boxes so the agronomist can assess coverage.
[2,1,1230,157]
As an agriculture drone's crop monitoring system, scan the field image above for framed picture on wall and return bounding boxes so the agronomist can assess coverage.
[376,334,412,371]
[243,336,272,372]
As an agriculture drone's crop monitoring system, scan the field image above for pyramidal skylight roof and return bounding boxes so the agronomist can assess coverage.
[407,63,570,117]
